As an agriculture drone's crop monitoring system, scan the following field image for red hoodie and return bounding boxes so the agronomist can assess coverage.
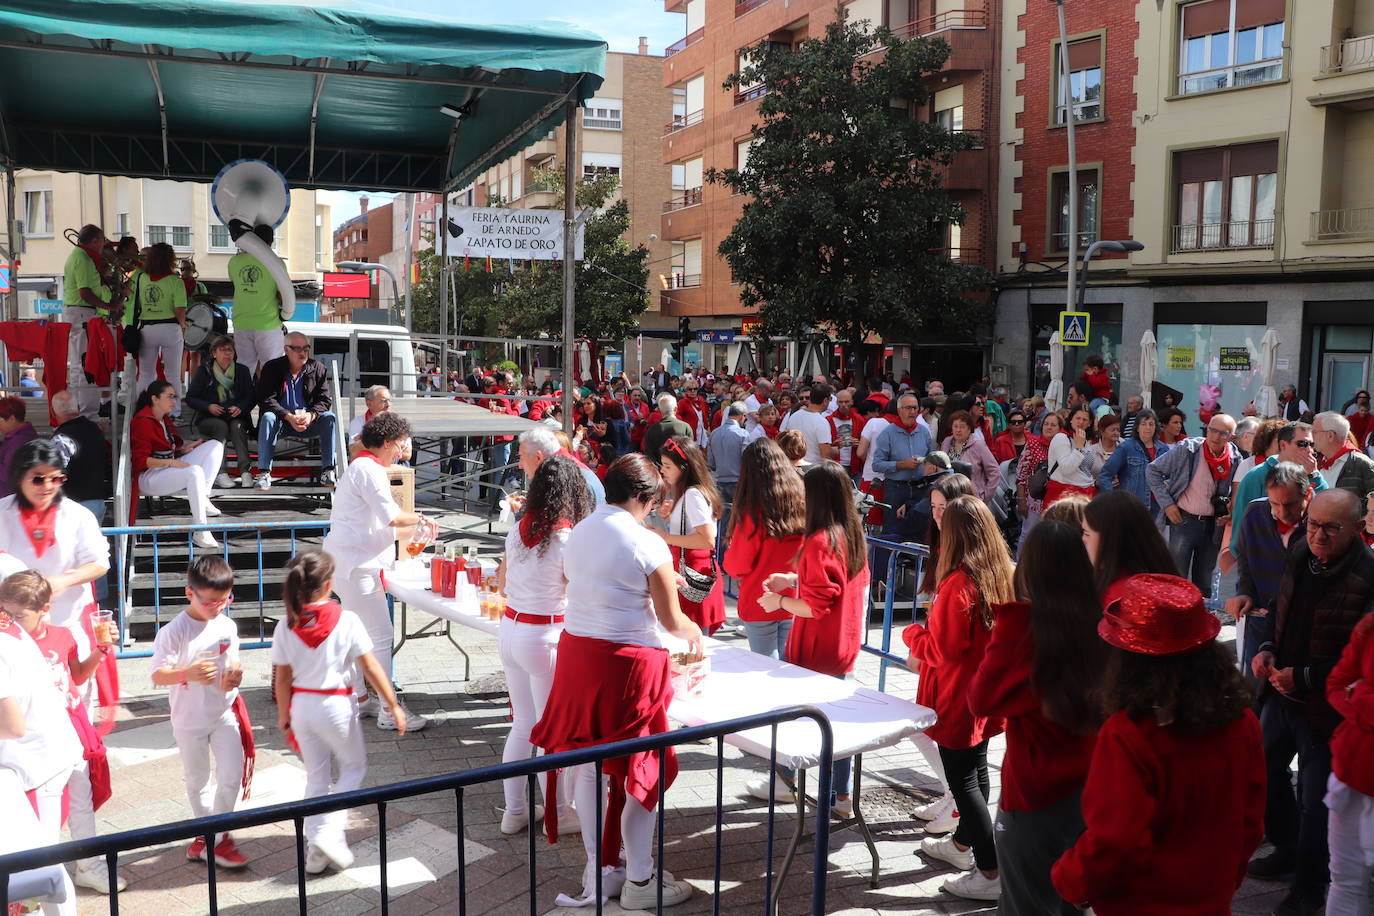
[1328,611,1374,797]
[783,530,870,677]
[721,514,804,624]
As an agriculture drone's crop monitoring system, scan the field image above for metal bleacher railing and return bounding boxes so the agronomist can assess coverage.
[0,708,836,916]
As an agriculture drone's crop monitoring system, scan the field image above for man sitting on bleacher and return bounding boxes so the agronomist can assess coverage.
[253,331,337,490]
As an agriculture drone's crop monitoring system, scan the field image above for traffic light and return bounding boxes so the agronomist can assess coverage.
[678,316,692,349]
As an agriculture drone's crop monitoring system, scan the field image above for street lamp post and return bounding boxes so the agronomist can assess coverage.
[337,260,401,325]
[1076,239,1144,312]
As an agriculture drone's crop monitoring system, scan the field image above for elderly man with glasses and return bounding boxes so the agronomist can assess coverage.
[1313,410,1374,498]
[253,332,337,490]
[347,385,411,463]
[872,392,934,536]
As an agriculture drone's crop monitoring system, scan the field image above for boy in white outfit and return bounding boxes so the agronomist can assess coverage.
[150,556,254,868]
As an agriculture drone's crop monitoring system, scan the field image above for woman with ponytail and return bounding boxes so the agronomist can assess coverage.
[270,549,404,875]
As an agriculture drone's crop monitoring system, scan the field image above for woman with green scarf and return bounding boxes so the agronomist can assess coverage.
[185,335,257,488]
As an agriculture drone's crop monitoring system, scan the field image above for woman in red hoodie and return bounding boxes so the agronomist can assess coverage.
[1051,573,1265,914]
[130,380,223,545]
[969,520,1106,914]
[1326,611,1374,914]
[749,460,870,818]
[721,438,805,660]
[903,495,1014,902]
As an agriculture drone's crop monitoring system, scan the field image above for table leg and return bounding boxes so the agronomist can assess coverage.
[848,754,881,888]
[772,768,807,916]
[391,600,471,681]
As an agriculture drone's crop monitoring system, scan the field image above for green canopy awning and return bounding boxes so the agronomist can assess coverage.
[0,0,606,192]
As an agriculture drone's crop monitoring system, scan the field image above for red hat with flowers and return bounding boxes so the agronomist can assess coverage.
[1099,573,1220,656]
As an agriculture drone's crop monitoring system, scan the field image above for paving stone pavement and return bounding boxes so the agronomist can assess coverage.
[59,514,1292,915]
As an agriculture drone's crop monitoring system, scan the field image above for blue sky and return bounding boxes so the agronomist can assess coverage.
[323,0,681,224]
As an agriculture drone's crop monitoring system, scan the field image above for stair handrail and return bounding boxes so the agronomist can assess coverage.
[110,355,138,623]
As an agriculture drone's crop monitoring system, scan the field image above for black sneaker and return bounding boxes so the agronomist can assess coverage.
[1272,890,1323,916]
[1248,848,1297,880]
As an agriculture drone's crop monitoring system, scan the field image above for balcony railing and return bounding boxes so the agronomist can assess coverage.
[1171,219,1276,253]
[664,187,704,212]
[735,0,773,17]
[1321,34,1374,74]
[665,26,705,57]
[663,108,704,136]
[888,7,988,42]
[664,272,702,289]
[1311,207,1374,241]
[735,84,769,105]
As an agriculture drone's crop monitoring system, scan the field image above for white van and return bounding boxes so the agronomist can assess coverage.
[225,319,418,395]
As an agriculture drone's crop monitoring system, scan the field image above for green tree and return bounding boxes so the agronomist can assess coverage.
[706,15,993,349]
[408,240,499,337]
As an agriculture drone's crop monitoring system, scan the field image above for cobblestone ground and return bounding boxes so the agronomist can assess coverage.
[65,512,1292,915]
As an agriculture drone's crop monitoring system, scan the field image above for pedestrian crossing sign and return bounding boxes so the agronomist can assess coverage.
[1059,311,1090,347]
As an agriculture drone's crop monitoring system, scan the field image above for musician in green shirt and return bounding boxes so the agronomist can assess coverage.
[62,224,114,418]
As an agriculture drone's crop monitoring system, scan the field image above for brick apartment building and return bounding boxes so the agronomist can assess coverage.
[329,196,393,321]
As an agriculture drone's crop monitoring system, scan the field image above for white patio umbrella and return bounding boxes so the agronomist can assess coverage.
[1140,330,1158,408]
[1253,328,1280,417]
[1044,331,1065,412]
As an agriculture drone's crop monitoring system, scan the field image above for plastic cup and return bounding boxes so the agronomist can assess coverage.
[90,610,116,647]
[465,566,482,587]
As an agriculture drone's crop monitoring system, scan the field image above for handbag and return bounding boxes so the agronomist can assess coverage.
[1027,459,1057,502]
[676,494,719,603]
[121,272,143,354]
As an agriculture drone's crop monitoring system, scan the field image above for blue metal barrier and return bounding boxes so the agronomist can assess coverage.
[0,707,836,916]
[860,536,929,693]
[102,520,332,658]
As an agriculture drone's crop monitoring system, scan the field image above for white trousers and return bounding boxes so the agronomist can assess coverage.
[33,768,78,916]
[137,322,184,407]
[63,305,99,419]
[66,757,101,870]
[175,712,243,843]
[235,328,283,377]
[498,617,564,815]
[333,566,392,691]
[139,440,223,524]
[291,692,367,847]
[1326,774,1374,916]
[572,764,658,887]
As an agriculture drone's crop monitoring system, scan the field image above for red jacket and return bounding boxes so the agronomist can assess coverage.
[129,406,183,523]
[967,602,1097,811]
[1329,611,1374,797]
[989,431,1026,464]
[902,570,1004,749]
[721,514,804,624]
[826,410,866,475]
[1080,369,1112,402]
[784,530,869,677]
[1051,710,1265,915]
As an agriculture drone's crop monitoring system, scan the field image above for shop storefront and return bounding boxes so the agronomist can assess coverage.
[1153,302,1267,432]
[1302,302,1374,413]
[1030,304,1123,399]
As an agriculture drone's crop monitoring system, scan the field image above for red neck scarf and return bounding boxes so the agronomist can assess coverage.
[1319,441,1359,471]
[147,270,172,282]
[355,449,382,465]
[1202,443,1233,481]
[518,514,573,549]
[1362,529,1374,547]
[292,600,342,649]
[19,504,59,558]
[762,423,780,438]
[1277,517,1301,537]
[894,415,919,432]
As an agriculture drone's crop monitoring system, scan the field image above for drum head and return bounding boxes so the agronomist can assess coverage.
[184,302,216,350]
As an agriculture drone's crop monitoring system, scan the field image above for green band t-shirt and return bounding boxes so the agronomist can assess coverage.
[136,273,188,322]
[228,252,281,331]
[62,246,112,309]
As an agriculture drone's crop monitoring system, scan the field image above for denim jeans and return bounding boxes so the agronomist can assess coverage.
[1167,512,1220,597]
[486,440,515,508]
[778,673,851,803]
[743,617,791,661]
[1261,694,1333,896]
[257,410,337,472]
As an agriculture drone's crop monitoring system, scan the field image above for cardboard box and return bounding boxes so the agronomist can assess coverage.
[386,464,415,513]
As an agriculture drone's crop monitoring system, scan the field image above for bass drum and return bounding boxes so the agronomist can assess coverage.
[184,301,230,352]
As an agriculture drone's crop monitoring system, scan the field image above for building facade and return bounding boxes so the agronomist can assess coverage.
[3,171,330,320]
[329,196,393,321]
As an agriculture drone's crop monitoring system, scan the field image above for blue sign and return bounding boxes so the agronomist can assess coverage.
[0,266,8,293]
[683,346,702,365]
[604,354,622,376]
[695,329,735,344]
[34,298,62,315]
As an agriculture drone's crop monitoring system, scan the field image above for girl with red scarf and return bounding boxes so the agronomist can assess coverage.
[531,455,703,910]
[654,436,726,634]
[494,456,594,836]
[272,551,404,874]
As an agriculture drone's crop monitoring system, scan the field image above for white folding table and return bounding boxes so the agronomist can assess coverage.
[383,558,500,680]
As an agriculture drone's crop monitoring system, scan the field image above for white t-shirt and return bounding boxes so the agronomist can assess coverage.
[323,456,402,569]
[829,412,859,467]
[150,610,241,733]
[787,409,833,464]
[743,393,768,430]
[860,416,891,482]
[564,504,673,648]
[668,487,717,539]
[0,496,108,643]
[0,625,80,790]
[502,525,572,616]
[269,611,372,693]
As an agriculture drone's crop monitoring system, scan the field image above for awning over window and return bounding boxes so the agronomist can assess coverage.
[0,0,606,193]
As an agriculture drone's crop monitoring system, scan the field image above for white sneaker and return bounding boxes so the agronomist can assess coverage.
[831,796,854,819]
[73,863,127,894]
[215,473,235,489]
[915,793,959,834]
[192,531,219,549]
[943,869,1001,901]
[304,846,330,875]
[500,804,545,835]
[253,473,272,491]
[204,502,222,517]
[239,472,253,488]
[313,835,354,872]
[745,772,795,804]
[913,792,953,820]
[378,703,428,731]
[357,695,380,718]
[619,872,693,910]
[920,834,974,871]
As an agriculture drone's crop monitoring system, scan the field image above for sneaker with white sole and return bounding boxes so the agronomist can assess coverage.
[319,468,337,488]
[204,502,222,517]
[239,472,253,488]
[913,792,953,821]
[831,796,854,819]
[313,835,353,872]
[215,473,236,489]
[618,872,694,910]
[378,703,428,731]
[192,531,219,549]
[920,834,974,871]
[73,863,127,894]
[253,473,273,491]
[357,695,380,718]
[915,794,959,834]
[304,846,330,875]
[745,772,795,804]
[943,869,1001,901]
[500,804,545,835]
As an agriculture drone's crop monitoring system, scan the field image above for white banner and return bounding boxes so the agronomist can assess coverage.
[446,207,585,261]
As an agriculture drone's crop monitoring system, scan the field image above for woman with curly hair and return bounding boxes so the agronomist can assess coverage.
[723,438,806,659]
[1051,574,1264,914]
[904,495,1015,901]
[654,436,726,634]
[495,455,594,836]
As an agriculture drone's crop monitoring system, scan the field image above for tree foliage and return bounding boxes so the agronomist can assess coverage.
[706,16,993,347]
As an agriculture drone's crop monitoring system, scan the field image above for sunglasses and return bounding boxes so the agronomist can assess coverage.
[27,473,67,486]
[1008,418,1026,425]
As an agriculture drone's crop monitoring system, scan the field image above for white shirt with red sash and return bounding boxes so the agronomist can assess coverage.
[322,452,401,571]
[0,496,109,655]
[270,603,372,692]
[0,619,81,790]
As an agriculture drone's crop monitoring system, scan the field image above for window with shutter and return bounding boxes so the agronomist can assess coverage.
[1178,0,1284,95]
[1172,140,1278,251]
[1054,37,1103,123]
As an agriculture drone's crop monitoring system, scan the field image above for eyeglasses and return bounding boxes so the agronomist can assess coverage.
[285,344,311,353]
[191,591,234,610]
[27,473,67,486]
[1307,520,1346,538]
[1294,439,1314,448]
[1205,427,1234,438]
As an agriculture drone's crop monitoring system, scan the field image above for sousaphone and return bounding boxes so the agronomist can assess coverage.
[211,159,296,325]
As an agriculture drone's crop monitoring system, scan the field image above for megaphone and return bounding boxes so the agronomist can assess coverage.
[211,159,296,322]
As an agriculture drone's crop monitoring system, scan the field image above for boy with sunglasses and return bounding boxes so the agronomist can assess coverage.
[150,556,254,869]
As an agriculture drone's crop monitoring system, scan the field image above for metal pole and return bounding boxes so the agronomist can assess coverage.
[1056,0,1078,314]
[403,193,414,333]
[3,162,17,321]
[561,96,577,435]
[439,193,449,376]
